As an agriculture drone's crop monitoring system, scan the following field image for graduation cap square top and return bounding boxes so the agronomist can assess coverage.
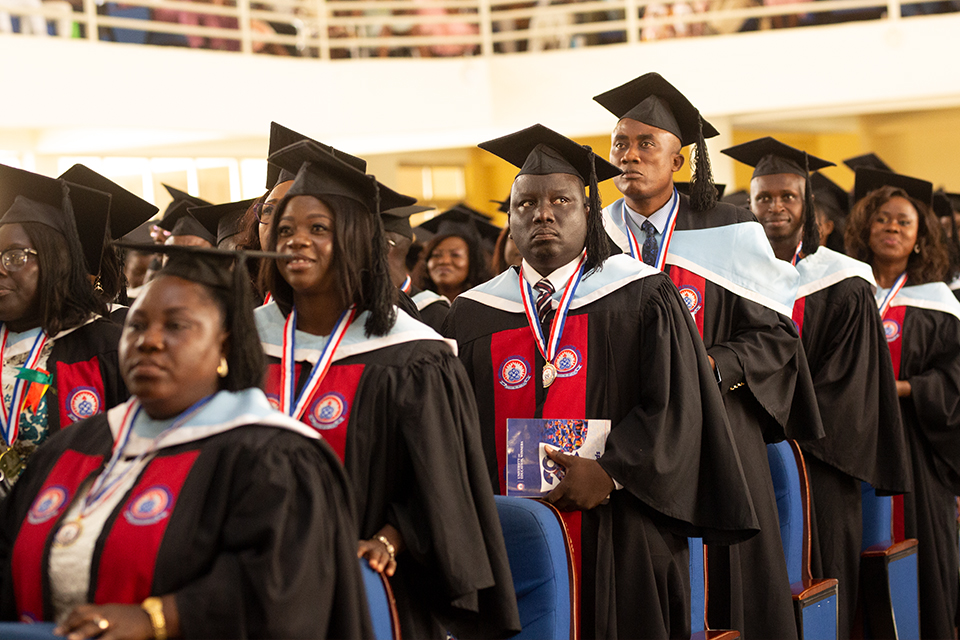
[843,153,893,174]
[381,204,432,240]
[268,140,415,214]
[478,123,621,184]
[59,164,158,240]
[266,122,367,190]
[415,204,503,248]
[160,184,211,223]
[0,163,112,276]
[810,172,849,217]
[592,73,719,147]
[721,137,835,179]
[853,168,933,208]
[190,198,257,247]
[157,200,217,245]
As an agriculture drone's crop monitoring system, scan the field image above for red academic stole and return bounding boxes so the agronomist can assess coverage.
[56,357,107,428]
[93,451,200,604]
[792,297,807,337]
[264,362,364,463]
[12,450,104,621]
[490,313,588,631]
[668,266,707,338]
[882,304,908,541]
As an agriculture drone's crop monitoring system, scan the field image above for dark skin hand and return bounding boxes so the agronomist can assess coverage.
[544,446,616,511]
[358,523,404,577]
[896,380,912,397]
[54,595,180,640]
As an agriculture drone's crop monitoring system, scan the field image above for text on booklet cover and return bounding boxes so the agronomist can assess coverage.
[506,418,611,497]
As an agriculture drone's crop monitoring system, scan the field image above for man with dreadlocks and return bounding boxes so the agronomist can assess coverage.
[595,74,823,640]
[443,123,760,639]
[723,137,911,640]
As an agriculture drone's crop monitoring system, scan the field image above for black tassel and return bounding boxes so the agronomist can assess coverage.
[802,153,820,255]
[690,115,717,212]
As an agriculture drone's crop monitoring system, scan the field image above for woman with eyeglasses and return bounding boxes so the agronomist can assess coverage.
[256,141,519,640]
[845,170,960,640]
[0,244,371,640]
[0,166,128,497]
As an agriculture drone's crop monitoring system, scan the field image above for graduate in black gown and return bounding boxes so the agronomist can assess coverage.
[444,124,759,639]
[0,244,371,639]
[0,166,129,495]
[594,73,824,640]
[255,140,520,640]
[845,169,960,640]
[722,137,912,639]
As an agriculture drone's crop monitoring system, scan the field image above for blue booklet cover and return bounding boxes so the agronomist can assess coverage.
[505,418,610,497]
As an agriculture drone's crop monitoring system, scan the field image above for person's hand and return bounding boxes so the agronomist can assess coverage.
[707,355,716,372]
[54,603,152,640]
[149,224,170,245]
[358,524,402,576]
[544,446,615,511]
[896,379,912,397]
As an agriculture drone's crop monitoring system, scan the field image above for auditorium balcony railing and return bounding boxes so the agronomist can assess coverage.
[1,0,957,59]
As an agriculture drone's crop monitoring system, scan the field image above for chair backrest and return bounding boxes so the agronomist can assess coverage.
[0,623,60,639]
[689,537,706,634]
[766,440,809,585]
[495,495,574,640]
[360,559,401,640]
[860,482,893,551]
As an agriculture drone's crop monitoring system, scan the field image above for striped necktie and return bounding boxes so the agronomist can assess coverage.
[641,220,659,267]
[534,278,555,324]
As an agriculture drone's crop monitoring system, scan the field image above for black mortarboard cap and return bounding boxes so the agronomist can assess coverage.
[478,123,621,184]
[492,198,510,214]
[592,73,719,147]
[190,198,256,247]
[415,204,502,247]
[121,220,156,245]
[721,189,750,210]
[163,184,210,210]
[381,204,432,240]
[269,140,415,214]
[721,137,835,178]
[843,153,893,174]
[676,181,725,199]
[853,168,933,208]
[157,201,217,245]
[266,122,367,190]
[59,164,158,239]
[933,191,953,220]
[0,164,112,276]
[810,172,849,217]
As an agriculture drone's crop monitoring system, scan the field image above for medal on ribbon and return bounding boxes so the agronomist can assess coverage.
[621,187,680,271]
[518,256,585,389]
[400,275,412,294]
[878,272,908,318]
[279,306,357,422]
[0,326,49,457]
[791,241,803,266]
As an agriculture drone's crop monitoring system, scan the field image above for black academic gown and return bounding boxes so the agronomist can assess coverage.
[443,256,759,640]
[883,291,960,640]
[603,195,824,640]
[410,285,450,333]
[257,304,520,640]
[0,399,371,639]
[44,317,128,437]
[790,251,910,640]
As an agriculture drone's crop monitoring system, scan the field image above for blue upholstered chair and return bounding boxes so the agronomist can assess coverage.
[101,3,151,44]
[360,559,401,640]
[859,484,920,640]
[767,440,839,640]
[0,622,59,639]
[688,536,739,640]
[495,495,575,640]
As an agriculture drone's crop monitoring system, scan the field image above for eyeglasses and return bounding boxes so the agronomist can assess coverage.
[0,248,37,272]
[253,202,277,225]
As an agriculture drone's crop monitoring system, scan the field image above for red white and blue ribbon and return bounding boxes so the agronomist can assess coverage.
[620,187,680,271]
[280,306,356,421]
[400,275,412,294]
[518,255,586,367]
[80,395,212,517]
[878,272,908,318]
[0,326,48,448]
[791,241,803,266]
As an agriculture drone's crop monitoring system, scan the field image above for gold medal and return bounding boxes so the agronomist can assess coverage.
[0,447,24,483]
[542,363,557,388]
[54,519,83,547]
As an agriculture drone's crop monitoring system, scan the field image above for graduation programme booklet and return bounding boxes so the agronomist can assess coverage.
[505,418,611,497]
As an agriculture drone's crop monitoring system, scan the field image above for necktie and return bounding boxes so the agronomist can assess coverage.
[641,220,659,267]
[534,278,555,325]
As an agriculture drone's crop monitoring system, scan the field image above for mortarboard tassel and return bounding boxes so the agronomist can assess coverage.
[690,115,717,213]
[802,152,820,256]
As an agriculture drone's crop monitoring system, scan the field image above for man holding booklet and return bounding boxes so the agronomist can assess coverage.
[442,123,759,639]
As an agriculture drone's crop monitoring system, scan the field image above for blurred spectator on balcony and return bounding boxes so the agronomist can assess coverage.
[153,0,239,49]
[640,0,708,39]
[410,0,478,56]
[0,0,52,35]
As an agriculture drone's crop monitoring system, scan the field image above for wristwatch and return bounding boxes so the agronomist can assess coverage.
[141,596,167,640]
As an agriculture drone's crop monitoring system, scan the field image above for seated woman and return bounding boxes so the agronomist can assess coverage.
[256,140,520,640]
[0,166,129,494]
[0,244,371,639]
[845,169,960,640]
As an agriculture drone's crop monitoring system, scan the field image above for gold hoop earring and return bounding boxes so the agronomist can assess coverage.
[217,356,229,378]
[914,244,921,254]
